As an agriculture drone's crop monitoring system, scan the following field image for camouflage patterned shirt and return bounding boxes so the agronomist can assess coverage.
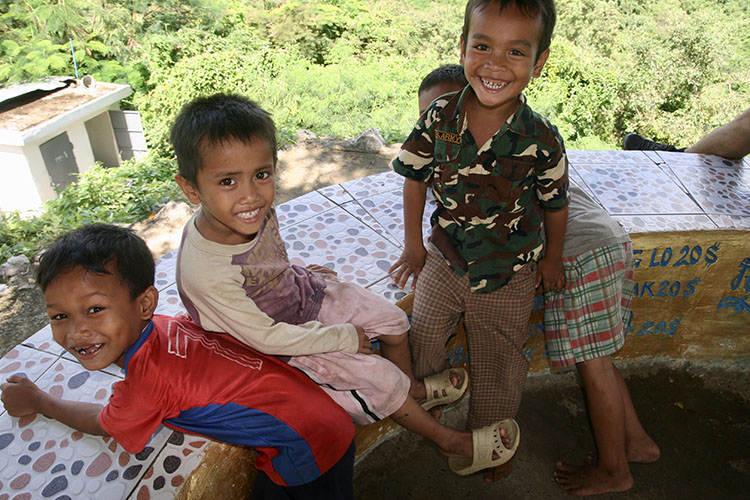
[391,88,568,293]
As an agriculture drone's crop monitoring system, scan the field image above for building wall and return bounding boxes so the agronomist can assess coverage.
[0,146,43,213]
[65,120,95,175]
[85,109,121,168]
[2,109,123,213]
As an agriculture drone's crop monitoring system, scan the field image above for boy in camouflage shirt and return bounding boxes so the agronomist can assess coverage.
[389,0,568,481]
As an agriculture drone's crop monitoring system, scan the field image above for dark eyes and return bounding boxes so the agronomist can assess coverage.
[219,178,236,186]
[472,45,526,56]
[256,171,272,180]
[49,306,102,320]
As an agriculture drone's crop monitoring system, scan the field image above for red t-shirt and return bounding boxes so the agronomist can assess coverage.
[99,315,354,486]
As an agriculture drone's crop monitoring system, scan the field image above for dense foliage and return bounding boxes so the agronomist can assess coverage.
[4,0,747,149]
[1,0,748,261]
[0,158,184,262]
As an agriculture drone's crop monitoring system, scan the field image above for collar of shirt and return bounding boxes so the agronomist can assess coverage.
[445,87,538,145]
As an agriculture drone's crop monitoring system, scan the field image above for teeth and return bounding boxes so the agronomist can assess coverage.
[482,78,507,90]
[237,208,261,220]
[76,344,103,355]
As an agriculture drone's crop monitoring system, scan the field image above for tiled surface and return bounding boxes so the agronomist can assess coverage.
[275,190,337,227]
[20,325,65,357]
[612,214,719,233]
[573,162,704,215]
[281,206,402,287]
[664,165,750,216]
[1,150,747,499]
[653,151,745,168]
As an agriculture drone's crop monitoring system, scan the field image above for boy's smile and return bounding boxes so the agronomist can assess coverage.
[461,3,549,121]
[176,138,276,246]
[44,266,156,371]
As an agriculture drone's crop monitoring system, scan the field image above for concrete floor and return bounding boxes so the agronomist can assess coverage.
[354,358,750,499]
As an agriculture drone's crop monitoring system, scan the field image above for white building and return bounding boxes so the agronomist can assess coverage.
[0,77,146,214]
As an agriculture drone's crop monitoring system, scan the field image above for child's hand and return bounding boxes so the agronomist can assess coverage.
[388,245,427,289]
[1,375,44,417]
[306,264,337,276]
[536,257,566,293]
[354,326,373,354]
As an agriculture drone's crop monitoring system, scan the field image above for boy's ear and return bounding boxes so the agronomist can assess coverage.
[137,286,159,320]
[459,35,466,64]
[532,49,550,78]
[175,175,201,205]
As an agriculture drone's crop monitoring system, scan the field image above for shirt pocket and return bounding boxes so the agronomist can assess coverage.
[488,157,534,202]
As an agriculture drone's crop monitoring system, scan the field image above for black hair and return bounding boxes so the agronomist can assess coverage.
[462,0,557,60]
[169,93,278,185]
[37,224,155,299]
[418,64,469,96]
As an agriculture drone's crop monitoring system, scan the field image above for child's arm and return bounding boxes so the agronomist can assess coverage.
[537,206,568,293]
[389,178,428,289]
[1,375,108,436]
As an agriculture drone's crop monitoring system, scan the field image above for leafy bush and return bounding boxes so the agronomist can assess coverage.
[0,157,185,263]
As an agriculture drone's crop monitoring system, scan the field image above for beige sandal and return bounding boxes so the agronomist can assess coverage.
[420,367,469,411]
[448,419,520,475]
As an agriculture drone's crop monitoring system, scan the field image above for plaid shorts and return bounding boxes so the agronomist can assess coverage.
[543,241,633,368]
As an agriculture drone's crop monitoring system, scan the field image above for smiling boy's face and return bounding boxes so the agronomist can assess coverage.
[176,137,276,246]
[44,265,156,370]
[460,3,549,119]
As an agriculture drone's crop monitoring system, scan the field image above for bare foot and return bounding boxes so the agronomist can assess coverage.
[585,436,660,466]
[626,435,660,464]
[554,461,633,496]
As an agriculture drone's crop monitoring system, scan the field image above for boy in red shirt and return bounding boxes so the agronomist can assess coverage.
[0,224,356,499]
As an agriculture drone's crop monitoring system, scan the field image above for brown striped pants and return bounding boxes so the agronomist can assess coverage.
[410,246,536,429]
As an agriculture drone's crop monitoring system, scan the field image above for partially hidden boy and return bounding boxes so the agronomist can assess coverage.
[389,0,569,481]
[0,224,356,500]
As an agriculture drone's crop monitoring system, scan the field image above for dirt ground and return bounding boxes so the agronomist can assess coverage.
[355,359,750,500]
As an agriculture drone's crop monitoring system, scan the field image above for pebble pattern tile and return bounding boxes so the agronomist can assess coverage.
[275,190,336,228]
[612,214,718,233]
[155,284,185,318]
[280,206,402,287]
[573,162,704,215]
[1,151,747,499]
[154,250,178,292]
[665,165,750,216]
[338,169,403,199]
[318,183,354,205]
[0,346,57,398]
[708,214,750,230]
[654,151,745,169]
[355,189,437,248]
[366,276,412,303]
[19,325,65,357]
